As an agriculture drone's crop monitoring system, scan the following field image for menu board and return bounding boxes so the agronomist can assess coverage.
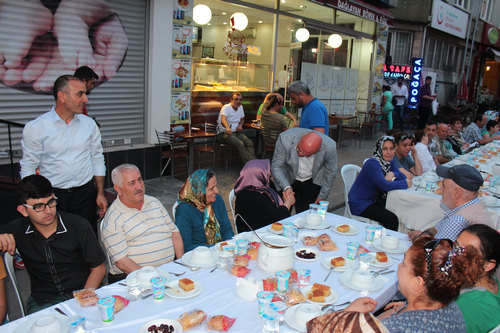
[171,92,191,123]
[172,24,193,59]
[173,0,193,24]
[171,59,191,92]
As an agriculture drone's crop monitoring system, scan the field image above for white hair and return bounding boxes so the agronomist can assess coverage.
[111,164,140,186]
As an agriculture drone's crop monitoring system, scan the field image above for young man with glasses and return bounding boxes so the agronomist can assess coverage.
[0,175,105,314]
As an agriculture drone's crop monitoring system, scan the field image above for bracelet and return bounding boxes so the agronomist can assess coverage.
[392,177,396,181]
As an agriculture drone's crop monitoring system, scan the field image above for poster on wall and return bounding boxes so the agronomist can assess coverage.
[300,62,317,96]
[372,23,388,106]
[173,0,193,25]
[171,59,191,92]
[332,67,346,100]
[345,69,358,100]
[316,65,333,99]
[171,92,191,124]
[172,24,193,58]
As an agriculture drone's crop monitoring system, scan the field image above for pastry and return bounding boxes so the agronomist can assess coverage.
[307,283,331,302]
[317,233,331,241]
[336,224,350,233]
[287,269,298,284]
[376,252,388,263]
[179,278,195,292]
[112,295,129,313]
[263,277,277,291]
[230,265,251,277]
[330,256,345,267]
[247,247,258,259]
[219,241,228,250]
[207,315,236,331]
[73,288,98,307]
[318,239,338,251]
[271,222,283,232]
[302,236,317,246]
[178,309,206,330]
[233,255,249,267]
[285,288,306,306]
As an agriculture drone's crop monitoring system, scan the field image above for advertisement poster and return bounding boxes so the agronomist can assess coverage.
[171,59,191,92]
[173,0,193,25]
[171,92,191,124]
[172,24,193,58]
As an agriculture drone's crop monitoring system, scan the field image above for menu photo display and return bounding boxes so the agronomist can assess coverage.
[171,59,191,92]
[172,24,193,58]
[171,91,191,124]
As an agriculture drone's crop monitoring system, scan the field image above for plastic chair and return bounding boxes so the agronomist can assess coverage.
[228,189,238,234]
[340,164,379,225]
[172,201,179,222]
[99,221,114,272]
[3,252,26,317]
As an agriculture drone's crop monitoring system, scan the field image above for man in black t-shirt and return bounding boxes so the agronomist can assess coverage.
[0,175,105,314]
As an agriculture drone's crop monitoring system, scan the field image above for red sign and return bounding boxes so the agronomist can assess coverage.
[312,0,395,26]
[482,22,500,48]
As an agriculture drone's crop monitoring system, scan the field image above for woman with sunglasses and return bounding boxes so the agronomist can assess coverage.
[393,131,422,179]
[456,224,500,332]
[308,236,482,333]
[348,136,411,231]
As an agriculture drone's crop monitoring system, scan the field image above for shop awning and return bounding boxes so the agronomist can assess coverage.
[487,47,500,61]
[313,0,395,26]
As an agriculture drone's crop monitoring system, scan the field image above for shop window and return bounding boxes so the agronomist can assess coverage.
[480,0,496,22]
[387,30,413,64]
[451,0,471,11]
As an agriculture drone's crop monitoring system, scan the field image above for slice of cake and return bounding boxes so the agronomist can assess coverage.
[376,251,388,263]
[330,256,345,267]
[336,224,350,233]
[179,278,195,292]
[307,283,331,302]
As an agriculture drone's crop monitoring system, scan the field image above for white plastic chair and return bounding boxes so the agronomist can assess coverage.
[3,252,26,317]
[172,201,179,222]
[228,189,238,234]
[341,164,379,225]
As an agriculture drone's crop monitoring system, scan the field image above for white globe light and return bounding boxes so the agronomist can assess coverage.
[230,12,248,31]
[296,28,310,42]
[193,4,212,25]
[328,34,342,48]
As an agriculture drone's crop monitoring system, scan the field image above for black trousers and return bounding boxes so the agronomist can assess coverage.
[108,273,127,284]
[291,179,321,213]
[53,179,97,234]
[418,106,431,129]
[360,203,399,231]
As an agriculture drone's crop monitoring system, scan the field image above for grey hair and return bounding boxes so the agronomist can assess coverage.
[288,80,311,96]
[111,164,140,186]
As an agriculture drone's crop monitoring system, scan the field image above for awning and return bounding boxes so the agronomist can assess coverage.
[314,0,395,26]
[487,47,500,62]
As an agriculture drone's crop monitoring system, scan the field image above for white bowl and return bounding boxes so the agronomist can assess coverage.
[137,266,160,285]
[30,315,63,333]
[381,235,399,250]
[191,246,213,265]
[351,269,374,288]
[294,303,322,327]
[305,214,322,226]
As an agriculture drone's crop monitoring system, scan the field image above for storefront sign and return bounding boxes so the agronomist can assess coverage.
[430,0,468,39]
[482,23,500,48]
[408,58,422,109]
[383,64,411,79]
[312,0,394,26]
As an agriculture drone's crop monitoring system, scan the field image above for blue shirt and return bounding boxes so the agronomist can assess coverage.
[434,198,481,240]
[175,194,234,252]
[299,98,329,134]
[392,154,414,172]
[348,158,408,215]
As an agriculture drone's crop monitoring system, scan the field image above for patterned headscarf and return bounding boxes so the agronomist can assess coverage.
[485,110,498,121]
[306,311,389,333]
[178,169,221,245]
[373,135,395,175]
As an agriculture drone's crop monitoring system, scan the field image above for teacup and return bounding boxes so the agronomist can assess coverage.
[30,315,63,333]
[136,266,160,286]
[294,303,322,329]
[381,235,399,250]
[191,246,213,265]
[351,269,374,288]
[305,214,322,226]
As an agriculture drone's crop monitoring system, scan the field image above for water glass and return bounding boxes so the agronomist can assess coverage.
[297,268,311,287]
[318,201,329,219]
[346,242,359,260]
[257,291,273,316]
[150,276,166,300]
[365,225,377,243]
[309,204,319,214]
[236,239,248,255]
[126,277,142,301]
[218,248,233,269]
[262,310,280,333]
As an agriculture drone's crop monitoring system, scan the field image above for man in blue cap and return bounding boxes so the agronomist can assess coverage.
[410,164,494,241]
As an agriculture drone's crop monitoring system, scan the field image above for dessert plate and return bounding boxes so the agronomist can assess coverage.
[268,225,284,235]
[298,219,331,230]
[301,285,338,306]
[165,279,202,299]
[140,318,183,333]
[284,304,322,333]
[321,256,354,272]
[339,271,385,292]
[295,248,321,262]
[181,249,218,268]
[332,224,359,235]
[372,238,409,254]
[367,253,393,268]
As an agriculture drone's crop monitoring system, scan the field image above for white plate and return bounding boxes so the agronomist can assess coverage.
[165,279,203,299]
[127,267,170,290]
[372,238,409,254]
[339,270,385,291]
[331,224,359,236]
[284,304,322,333]
[181,249,218,268]
[13,313,70,333]
[366,252,393,268]
[302,284,338,305]
[295,248,321,262]
[139,318,183,333]
[490,188,500,195]
[299,219,331,230]
[321,256,354,272]
[483,197,500,207]
[268,225,284,234]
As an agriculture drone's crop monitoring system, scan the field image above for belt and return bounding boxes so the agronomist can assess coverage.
[53,179,93,193]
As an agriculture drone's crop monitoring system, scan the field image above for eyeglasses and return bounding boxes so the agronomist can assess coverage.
[295,144,312,158]
[423,238,453,273]
[23,197,58,212]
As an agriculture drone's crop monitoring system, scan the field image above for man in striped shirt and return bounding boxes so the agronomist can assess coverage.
[101,164,184,283]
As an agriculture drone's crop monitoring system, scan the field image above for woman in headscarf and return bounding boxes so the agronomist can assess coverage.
[234,159,294,232]
[348,136,411,230]
[175,169,234,252]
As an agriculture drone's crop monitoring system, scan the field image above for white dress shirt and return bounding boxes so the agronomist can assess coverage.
[20,107,106,188]
[296,155,315,181]
[391,83,408,106]
[414,142,436,173]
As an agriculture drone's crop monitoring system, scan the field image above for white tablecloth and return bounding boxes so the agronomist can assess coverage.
[3,213,409,333]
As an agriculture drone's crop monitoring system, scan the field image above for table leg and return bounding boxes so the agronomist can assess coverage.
[337,121,343,148]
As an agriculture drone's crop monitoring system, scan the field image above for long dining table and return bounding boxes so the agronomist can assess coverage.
[3,213,410,333]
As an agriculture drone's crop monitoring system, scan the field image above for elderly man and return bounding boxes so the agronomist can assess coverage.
[101,164,184,283]
[20,75,107,233]
[430,123,457,164]
[411,164,494,241]
[216,91,256,163]
[463,113,489,145]
[288,81,329,134]
[271,128,337,213]
[0,175,106,314]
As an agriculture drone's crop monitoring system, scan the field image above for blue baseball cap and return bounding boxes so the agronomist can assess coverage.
[436,164,483,191]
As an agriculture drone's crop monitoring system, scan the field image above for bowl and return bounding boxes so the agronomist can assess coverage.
[136,266,160,285]
[294,303,322,328]
[305,214,322,226]
[351,269,374,288]
[30,315,63,333]
[191,246,213,265]
[381,235,399,250]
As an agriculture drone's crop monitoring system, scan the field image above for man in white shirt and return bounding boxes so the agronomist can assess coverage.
[20,75,107,233]
[217,92,256,163]
[391,77,408,130]
[276,65,288,97]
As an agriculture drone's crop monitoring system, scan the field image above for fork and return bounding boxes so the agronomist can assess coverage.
[324,267,334,282]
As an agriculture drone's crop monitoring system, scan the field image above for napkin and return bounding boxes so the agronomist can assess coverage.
[236,277,262,301]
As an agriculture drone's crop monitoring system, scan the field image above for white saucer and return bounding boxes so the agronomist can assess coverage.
[366,252,393,268]
[268,225,284,234]
[165,279,203,299]
[321,256,354,272]
[295,248,321,262]
[302,284,338,305]
[14,314,70,333]
[332,224,359,235]
[284,304,322,333]
[339,270,385,291]
[483,197,500,207]
[299,219,330,230]
[127,267,170,290]
[372,238,409,254]
[140,318,183,333]
[181,249,218,268]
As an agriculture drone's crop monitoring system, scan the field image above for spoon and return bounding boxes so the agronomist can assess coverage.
[174,260,201,271]
[324,266,334,282]
[169,271,186,276]
[235,214,285,248]
[55,307,68,316]
[321,301,351,313]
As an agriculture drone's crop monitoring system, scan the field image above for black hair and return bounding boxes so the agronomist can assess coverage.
[425,120,437,127]
[52,75,80,101]
[460,224,500,276]
[17,175,53,204]
[473,113,485,123]
[425,76,432,81]
[486,120,498,131]
[74,66,99,82]
[382,85,391,91]
[394,131,412,144]
[414,129,426,143]
[450,115,463,125]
